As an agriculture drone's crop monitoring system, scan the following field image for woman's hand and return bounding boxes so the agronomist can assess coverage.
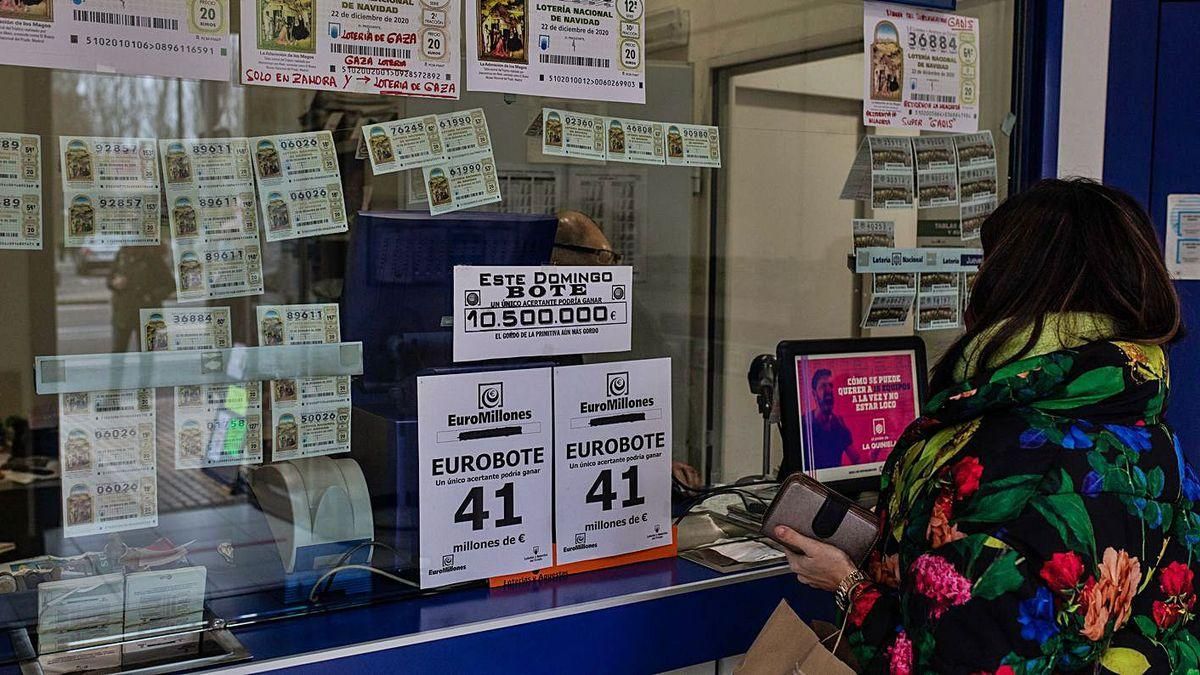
[774,525,857,592]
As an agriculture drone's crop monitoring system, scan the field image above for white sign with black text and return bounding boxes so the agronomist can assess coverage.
[453,265,633,362]
[417,368,554,588]
[553,359,673,564]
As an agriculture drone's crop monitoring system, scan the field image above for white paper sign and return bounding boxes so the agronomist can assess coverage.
[122,566,206,665]
[467,0,646,104]
[250,131,347,242]
[863,2,979,132]
[37,573,125,657]
[140,308,264,470]
[240,0,460,99]
[553,359,672,564]
[58,389,157,538]
[257,304,351,460]
[417,368,554,588]
[453,265,633,362]
[160,138,263,301]
[61,136,162,248]
[0,1,231,81]
[0,133,42,250]
[1167,194,1200,280]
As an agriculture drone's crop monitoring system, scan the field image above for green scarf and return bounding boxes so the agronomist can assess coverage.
[954,312,1116,382]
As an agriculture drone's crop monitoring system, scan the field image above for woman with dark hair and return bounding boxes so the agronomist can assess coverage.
[776,179,1200,673]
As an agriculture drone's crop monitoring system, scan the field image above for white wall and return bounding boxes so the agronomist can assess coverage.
[1057,0,1112,179]
[718,86,863,480]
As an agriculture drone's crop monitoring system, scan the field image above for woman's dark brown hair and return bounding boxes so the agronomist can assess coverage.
[930,178,1183,390]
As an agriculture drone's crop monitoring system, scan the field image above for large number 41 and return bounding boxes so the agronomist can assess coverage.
[454,482,522,531]
[585,466,645,511]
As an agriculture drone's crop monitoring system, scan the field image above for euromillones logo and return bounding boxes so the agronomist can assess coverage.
[606,371,629,398]
[579,370,653,414]
[478,382,503,410]
[447,380,531,427]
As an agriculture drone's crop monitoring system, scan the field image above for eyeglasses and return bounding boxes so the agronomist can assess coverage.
[553,243,623,264]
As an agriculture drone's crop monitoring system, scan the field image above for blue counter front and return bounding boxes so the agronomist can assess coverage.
[205,557,832,674]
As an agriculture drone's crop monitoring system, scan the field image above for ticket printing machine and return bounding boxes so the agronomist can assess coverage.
[342,212,559,569]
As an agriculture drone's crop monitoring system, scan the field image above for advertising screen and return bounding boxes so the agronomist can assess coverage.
[794,350,920,482]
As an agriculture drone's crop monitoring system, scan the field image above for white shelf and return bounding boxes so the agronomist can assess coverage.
[34,343,364,395]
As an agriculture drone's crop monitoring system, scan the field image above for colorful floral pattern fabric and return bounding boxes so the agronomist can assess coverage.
[845,340,1200,674]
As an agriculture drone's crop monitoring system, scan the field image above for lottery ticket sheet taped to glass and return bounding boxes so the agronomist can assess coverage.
[0,1,231,81]
[61,136,162,247]
[863,1,979,132]
[139,307,263,470]
[467,0,646,104]
[0,133,41,250]
[240,0,460,99]
[58,389,158,538]
[160,138,263,301]
[257,303,352,460]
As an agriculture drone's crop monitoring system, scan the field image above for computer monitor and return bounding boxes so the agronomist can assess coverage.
[341,211,559,411]
[776,337,927,490]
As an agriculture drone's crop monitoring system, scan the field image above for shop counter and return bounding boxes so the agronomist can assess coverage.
[205,557,831,674]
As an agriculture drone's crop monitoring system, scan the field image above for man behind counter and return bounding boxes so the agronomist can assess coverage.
[551,210,700,489]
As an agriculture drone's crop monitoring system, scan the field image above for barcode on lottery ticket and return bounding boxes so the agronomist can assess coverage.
[911,93,957,103]
[331,44,413,59]
[73,10,179,31]
[539,54,611,68]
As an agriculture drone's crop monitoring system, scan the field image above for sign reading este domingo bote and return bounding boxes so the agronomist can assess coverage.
[241,0,460,99]
[0,1,231,81]
[417,368,554,588]
[467,0,646,104]
[553,359,673,564]
[453,265,633,362]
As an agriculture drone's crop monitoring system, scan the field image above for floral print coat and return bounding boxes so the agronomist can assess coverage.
[845,340,1200,674]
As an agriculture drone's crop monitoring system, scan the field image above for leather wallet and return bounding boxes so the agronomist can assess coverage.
[761,473,881,567]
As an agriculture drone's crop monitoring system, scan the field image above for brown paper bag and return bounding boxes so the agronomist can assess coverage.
[734,600,856,675]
